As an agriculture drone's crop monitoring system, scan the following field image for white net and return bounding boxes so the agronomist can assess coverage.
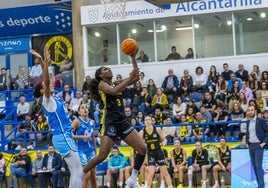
[101,0,126,21]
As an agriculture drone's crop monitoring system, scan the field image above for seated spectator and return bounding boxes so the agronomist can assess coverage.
[147,79,157,99]
[161,69,179,102]
[30,96,44,119]
[180,69,194,98]
[190,112,209,142]
[172,96,186,123]
[201,92,217,115]
[139,72,148,88]
[186,99,199,114]
[16,114,35,148]
[148,88,169,114]
[228,101,244,137]
[10,148,34,187]
[92,101,102,127]
[35,115,51,146]
[59,56,73,87]
[80,93,91,111]
[15,67,30,89]
[235,64,248,82]
[234,135,247,149]
[162,117,177,143]
[57,158,70,188]
[136,111,145,127]
[263,109,268,119]
[31,150,43,183]
[221,63,233,83]
[69,91,83,115]
[136,50,149,62]
[240,81,254,101]
[17,96,30,121]
[214,75,227,103]
[247,73,259,96]
[212,137,231,188]
[166,46,181,60]
[199,105,212,122]
[81,75,91,95]
[238,92,249,112]
[57,84,74,106]
[260,81,268,102]
[176,115,192,142]
[184,48,194,59]
[38,145,62,188]
[227,73,242,92]
[193,66,207,92]
[261,71,268,84]
[153,107,167,125]
[106,146,126,188]
[187,141,210,188]
[250,65,261,81]
[206,65,219,93]
[0,67,11,91]
[185,107,196,123]
[132,87,152,115]
[213,106,228,138]
[255,90,267,112]
[227,80,240,111]
[125,107,135,123]
[248,99,262,117]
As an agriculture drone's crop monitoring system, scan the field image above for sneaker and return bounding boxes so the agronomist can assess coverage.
[212,183,219,188]
[177,184,184,188]
[201,182,207,188]
[125,178,140,188]
[187,185,192,188]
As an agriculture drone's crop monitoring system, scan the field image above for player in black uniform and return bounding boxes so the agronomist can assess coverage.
[140,115,173,188]
[212,137,231,188]
[170,138,187,188]
[187,141,210,188]
[83,54,147,188]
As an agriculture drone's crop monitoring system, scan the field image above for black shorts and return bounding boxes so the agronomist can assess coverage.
[147,149,166,166]
[101,116,134,141]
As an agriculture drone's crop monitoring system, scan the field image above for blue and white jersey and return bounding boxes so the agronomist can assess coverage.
[75,116,95,152]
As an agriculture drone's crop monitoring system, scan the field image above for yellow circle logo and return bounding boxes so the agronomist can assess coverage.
[45,36,72,66]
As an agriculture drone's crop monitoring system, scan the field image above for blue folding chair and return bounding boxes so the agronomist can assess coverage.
[96,161,108,187]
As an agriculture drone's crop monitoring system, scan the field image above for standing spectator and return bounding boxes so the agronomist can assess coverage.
[187,141,210,188]
[136,50,149,62]
[38,145,62,188]
[16,96,30,121]
[193,66,207,92]
[213,106,228,138]
[106,146,126,188]
[15,67,30,89]
[30,57,42,85]
[180,69,194,98]
[170,138,187,188]
[161,68,179,102]
[221,63,233,82]
[147,79,157,99]
[235,64,248,82]
[59,56,73,87]
[184,48,194,59]
[10,148,33,187]
[166,46,181,60]
[31,150,43,181]
[212,137,231,188]
[0,68,10,91]
[82,75,91,95]
[246,105,268,188]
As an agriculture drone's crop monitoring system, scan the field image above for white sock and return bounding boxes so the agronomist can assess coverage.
[160,180,165,187]
[215,180,219,184]
[189,181,192,186]
[107,182,110,187]
[130,169,139,179]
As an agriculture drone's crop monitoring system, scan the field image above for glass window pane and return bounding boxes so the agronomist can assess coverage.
[235,9,268,55]
[87,25,117,67]
[10,53,28,79]
[194,13,233,58]
[156,17,193,61]
[119,21,154,64]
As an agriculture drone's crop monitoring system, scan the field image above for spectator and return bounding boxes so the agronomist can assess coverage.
[238,92,249,112]
[38,145,62,188]
[136,111,145,127]
[187,141,210,188]
[247,73,259,96]
[207,65,219,93]
[240,81,254,101]
[136,50,149,62]
[220,63,233,82]
[0,152,5,175]
[199,105,212,122]
[16,114,35,147]
[227,80,240,110]
[185,107,196,123]
[166,46,181,60]
[180,69,194,98]
[161,68,179,102]
[149,88,169,113]
[69,91,83,114]
[250,65,261,81]
[191,112,209,142]
[255,90,267,112]
[81,75,91,95]
[0,68,10,91]
[201,92,217,115]
[132,87,151,115]
[139,72,148,88]
[59,56,73,87]
[261,71,268,84]
[248,99,262,117]
[106,146,126,188]
[193,66,207,92]
[227,73,242,92]
[57,84,74,106]
[15,67,30,89]
[186,99,199,114]
[212,137,231,188]
[213,106,228,138]
[35,115,51,147]
[93,101,102,127]
[57,159,70,188]
[125,107,135,123]
[29,96,44,118]
[214,75,227,103]
[228,101,244,137]
[162,117,177,143]
[16,96,30,121]
[176,115,192,142]
[235,64,248,82]
[147,79,157,99]
[260,81,268,102]
[10,148,33,187]
[172,96,186,123]
[31,150,43,181]
[81,93,91,111]
[30,57,42,85]
[184,48,194,59]
[170,138,187,188]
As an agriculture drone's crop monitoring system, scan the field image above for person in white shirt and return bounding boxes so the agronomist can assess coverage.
[69,91,83,114]
[30,58,43,78]
[16,96,30,120]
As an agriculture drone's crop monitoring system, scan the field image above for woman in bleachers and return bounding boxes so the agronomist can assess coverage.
[227,80,240,111]
[180,69,194,98]
[147,79,157,99]
[228,101,244,137]
[260,71,268,84]
[186,99,199,114]
[250,65,261,81]
[207,65,219,93]
[247,73,259,96]
[260,81,268,103]
[176,115,192,142]
[238,92,249,112]
[214,75,227,104]
[185,106,196,123]
[193,66,207,92]
[172,96,186,123]
[255,90,267,112]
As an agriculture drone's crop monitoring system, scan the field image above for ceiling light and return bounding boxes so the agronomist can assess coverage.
[94,32,100,37]
[175,26,193,31]
[260,12,266,18]
[132,29,137,34]
[227,20,232,25]
[194,24,199,28]
[247,17,252,21]
[148,29,153,32]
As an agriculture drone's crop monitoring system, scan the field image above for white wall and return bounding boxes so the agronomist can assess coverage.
[85,53,268,88]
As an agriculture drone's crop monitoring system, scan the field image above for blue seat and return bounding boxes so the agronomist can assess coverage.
[96,161,108,187]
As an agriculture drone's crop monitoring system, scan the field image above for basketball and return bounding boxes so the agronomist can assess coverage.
[121,38,139,56]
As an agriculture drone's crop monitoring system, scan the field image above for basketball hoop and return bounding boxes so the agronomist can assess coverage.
[100,0,126,21]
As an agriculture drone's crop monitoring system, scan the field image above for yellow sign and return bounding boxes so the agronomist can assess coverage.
[45,35,72,66]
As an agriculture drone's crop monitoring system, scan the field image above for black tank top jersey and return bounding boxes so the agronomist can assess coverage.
[218,146,231,165]
[143,126,161,151]
[192,149,209,165]
[172,148,184,165]
[99,81,125,123]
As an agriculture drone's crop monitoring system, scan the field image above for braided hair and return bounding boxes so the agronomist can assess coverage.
[89,67,103,102]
